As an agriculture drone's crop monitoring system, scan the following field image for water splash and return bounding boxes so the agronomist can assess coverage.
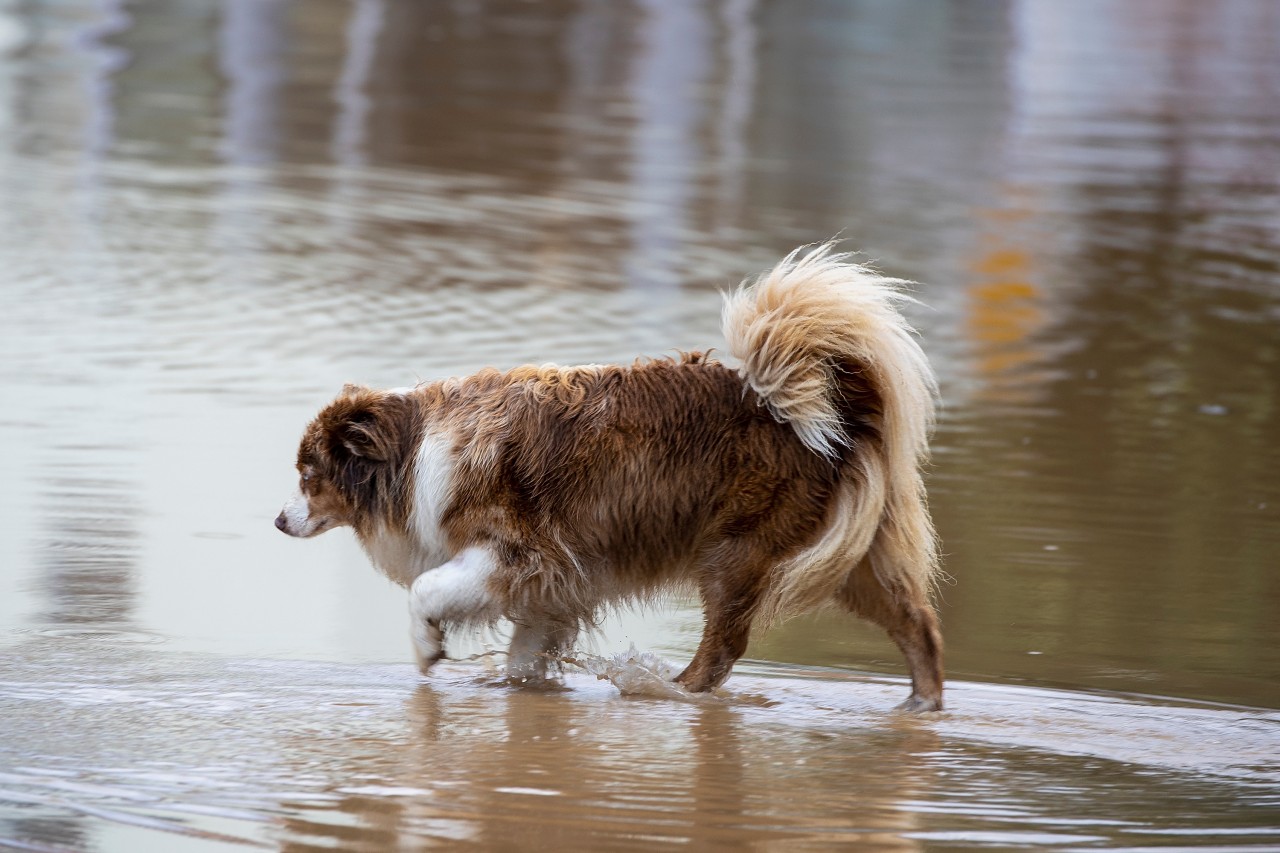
[566,645,708,702]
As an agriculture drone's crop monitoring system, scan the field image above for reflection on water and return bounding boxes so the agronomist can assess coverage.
[1,0,1279,849]
[35,469,137,629]
[0,648,1276,851]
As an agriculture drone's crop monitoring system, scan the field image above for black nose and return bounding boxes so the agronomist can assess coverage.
[274,513,288,532]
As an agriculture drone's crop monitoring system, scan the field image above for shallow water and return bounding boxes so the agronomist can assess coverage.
[2,0,1279,849]
[2,645,1278,851]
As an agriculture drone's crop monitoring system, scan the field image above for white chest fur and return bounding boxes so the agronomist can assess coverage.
[410,430,456,565]
[357,428,457,587]
[359,527,425,587]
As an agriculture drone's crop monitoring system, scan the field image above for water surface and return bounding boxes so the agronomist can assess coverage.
[1,0,1278,849]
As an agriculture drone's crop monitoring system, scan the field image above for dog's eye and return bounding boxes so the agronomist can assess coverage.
[301,472,312,483]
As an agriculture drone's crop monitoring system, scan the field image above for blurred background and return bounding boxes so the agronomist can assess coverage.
[2,1,1280,849]
[0,0,1278,704]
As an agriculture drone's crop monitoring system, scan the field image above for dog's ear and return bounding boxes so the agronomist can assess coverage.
[339,408,393,462]
[317,387,408,465]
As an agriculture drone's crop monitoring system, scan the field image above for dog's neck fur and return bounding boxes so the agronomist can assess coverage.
[357,423,457,586]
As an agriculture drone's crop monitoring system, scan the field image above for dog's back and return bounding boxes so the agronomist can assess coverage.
[435,353,844,626]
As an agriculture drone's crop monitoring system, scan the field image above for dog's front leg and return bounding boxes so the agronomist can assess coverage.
[507,620,577,682]
[408,547,501,674]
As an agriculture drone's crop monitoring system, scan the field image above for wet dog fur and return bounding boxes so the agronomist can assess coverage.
[276,244,945,711]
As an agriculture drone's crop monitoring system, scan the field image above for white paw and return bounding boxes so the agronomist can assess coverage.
[411,620,445,675]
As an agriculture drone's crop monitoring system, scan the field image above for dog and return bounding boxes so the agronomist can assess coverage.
[275,244,944,711]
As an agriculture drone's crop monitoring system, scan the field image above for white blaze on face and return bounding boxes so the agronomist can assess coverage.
[280,489,322,537]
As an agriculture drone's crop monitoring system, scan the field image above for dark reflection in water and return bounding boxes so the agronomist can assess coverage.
[749,0,1280,707]
[938,0,1280,704]
[35,467,139,630]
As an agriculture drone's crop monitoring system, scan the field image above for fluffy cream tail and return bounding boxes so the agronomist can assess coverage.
[722,243,940,621]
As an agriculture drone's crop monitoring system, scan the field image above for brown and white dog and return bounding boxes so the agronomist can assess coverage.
[275,244,945,711]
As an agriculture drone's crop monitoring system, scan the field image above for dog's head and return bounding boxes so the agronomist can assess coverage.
[275,384,419,538]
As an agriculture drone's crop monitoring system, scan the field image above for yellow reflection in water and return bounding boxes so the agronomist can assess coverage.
[965,205,1047,403]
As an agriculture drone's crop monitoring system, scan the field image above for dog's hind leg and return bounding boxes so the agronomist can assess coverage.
[837,559,944,712]
[675,565,768,693]
[408,547,502,674]
[506,619,577,682]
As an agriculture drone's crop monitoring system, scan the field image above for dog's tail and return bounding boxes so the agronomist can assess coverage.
[722,242,939,622]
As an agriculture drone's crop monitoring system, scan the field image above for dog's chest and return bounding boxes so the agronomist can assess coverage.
[409,431,456,567]
[360,527,437,587]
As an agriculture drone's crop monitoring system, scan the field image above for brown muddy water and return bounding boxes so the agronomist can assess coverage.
[1,0,1279,850]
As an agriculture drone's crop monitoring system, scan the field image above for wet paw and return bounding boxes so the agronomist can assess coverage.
[416,648,446,675]
[894,694,943,713]
[411,620,445,675]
